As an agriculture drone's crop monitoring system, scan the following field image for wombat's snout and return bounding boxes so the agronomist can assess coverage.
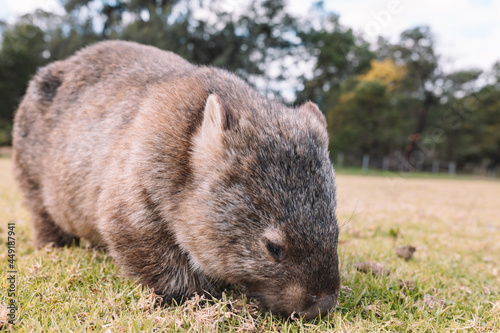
[298,293,339,320]
[250,282,340,320]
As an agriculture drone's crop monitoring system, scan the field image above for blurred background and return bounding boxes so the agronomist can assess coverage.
[0,0,499,176]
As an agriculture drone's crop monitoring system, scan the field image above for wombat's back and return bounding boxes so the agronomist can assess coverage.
[13,41,195,244]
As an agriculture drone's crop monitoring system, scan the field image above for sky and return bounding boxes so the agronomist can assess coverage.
[1,0,499,73]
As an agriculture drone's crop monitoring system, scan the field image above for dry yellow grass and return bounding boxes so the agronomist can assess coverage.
[1,157,499,331]
[336,174,500,264]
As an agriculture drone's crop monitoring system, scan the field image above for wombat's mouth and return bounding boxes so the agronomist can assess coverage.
[246,289,339,320]
[296,293,339,320]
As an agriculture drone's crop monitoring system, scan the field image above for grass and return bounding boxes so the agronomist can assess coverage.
[1,156,499,332]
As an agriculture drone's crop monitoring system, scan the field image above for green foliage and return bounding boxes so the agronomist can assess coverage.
[458,85,500,167]
[0,121,12,146]
[328,58,409,157]
[296,9,375,110]
[330,80,394,155]
[0,22,46,124]
[0,9,102,132]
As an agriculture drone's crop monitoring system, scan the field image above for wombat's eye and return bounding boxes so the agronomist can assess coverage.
[266,240,284,261]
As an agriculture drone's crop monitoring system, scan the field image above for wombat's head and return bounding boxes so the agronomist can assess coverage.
[178,94,340,319]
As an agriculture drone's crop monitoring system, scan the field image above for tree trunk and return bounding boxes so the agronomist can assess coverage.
[405,91,434,163]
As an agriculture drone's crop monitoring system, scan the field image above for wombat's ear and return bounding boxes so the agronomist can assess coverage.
[300,101,327,128]
[202,94,237,133]
[202,94,223,134]
[192,95,229,168]
[298,101,329,148]
[194,94,235,156]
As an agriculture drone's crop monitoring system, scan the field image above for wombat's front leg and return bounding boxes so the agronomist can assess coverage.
[100,219,214,303]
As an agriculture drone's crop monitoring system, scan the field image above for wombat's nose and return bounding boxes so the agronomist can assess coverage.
[299,294,338,320]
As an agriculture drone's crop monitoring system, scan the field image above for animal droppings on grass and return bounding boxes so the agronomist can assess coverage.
[354,262,390,276]
[417,296,447,309]
[399,279,416,291]
[396,245,416,260]
[398,280,416,302]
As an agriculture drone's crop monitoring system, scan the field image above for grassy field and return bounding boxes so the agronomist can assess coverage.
[1,157,499,332]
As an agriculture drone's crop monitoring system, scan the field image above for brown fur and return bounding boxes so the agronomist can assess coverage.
[12,41,340,319]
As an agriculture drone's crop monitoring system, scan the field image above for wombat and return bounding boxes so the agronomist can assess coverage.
[12,40,340,319]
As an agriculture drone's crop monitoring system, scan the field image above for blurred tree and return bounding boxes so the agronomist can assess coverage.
[296,9,374,111]
[61,0,300,99]
[357,58,406,92]
[327,58,407,157]
[0,21,46,121]
[0,20,48,144]
[384,26,441,165]
[476,85,500,168]
[444,79,500,170]
[0,9,102,145]
[423,68,483,166]
[62,0,179,37]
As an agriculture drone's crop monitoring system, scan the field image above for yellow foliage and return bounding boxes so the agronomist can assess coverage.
[339,91,355,104]
[357,58,407,91]
[337,58,407,105]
